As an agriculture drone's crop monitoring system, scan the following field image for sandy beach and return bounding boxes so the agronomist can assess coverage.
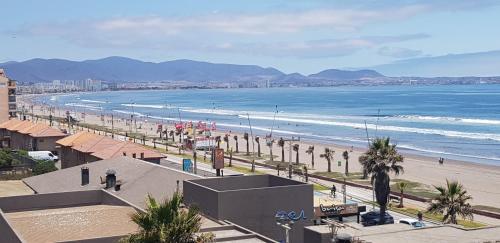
[18,94,500,209]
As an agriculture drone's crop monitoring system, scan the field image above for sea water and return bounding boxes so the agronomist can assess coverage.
[38,84,500,165]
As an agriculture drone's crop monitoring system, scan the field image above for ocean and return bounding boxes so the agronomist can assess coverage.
[37,84,500,166]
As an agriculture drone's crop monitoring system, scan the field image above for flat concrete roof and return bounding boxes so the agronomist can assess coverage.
[5,205,137,243]
[188,174,307,192]
[23,157,200,208]
[306,223,500,243]
[0,181,33,197]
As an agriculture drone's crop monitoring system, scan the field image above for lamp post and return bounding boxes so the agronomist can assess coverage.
[275,214,294,243]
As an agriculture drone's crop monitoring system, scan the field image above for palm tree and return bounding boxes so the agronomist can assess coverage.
[123,192,213,243]
[233,135,239,153]
[427,180,473,224]
[169,130,175,142]
[320,148,334,172]
[223,134,230,151]
[306,146,314,168]
[342,150,349,176]
[215,136,221,149]
[293,144,300,164]
[255,136,261,157]
[278,137,285,162]
[358,137,404,225]
[267,137,275,162]
[243,132,250,155]
[396,181,408,208]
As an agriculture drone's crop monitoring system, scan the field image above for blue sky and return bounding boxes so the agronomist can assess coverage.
[2,0,500,75]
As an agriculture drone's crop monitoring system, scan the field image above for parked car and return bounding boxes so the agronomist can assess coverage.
[399,218,426,228]
[28,151,58,162]
[361,211,394,226]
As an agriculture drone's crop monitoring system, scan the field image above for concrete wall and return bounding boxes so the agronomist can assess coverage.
[0,210,22,243]
[184,176,314,243]
[0,190,103,212]
[33,136,65,151]
[304,227,330,243]
[0,77,9,123]
[10,132,26,150]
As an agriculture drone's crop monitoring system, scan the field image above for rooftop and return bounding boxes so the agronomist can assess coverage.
[23,157,200,208]
[0,119,66,137]
[56,131,165,160]
[5,205,138,243]
[187,174,306,192]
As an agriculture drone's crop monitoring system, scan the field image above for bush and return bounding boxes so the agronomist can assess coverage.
[33,160,57,175]
[0,149,21,167]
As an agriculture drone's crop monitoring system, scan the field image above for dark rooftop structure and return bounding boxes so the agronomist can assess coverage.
[23,156,199,208]
[184,174,314,243]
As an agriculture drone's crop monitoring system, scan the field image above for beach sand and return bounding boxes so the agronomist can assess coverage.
[19,95,500,209]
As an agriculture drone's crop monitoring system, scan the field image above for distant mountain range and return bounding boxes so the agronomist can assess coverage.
[0,56,385,85]
[1,55,500,87]
[370,50,500,77]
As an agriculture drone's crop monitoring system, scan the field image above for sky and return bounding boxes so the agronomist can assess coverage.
[2,0,500,75]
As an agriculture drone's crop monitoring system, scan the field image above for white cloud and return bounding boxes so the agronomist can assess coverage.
[378,46,423,58]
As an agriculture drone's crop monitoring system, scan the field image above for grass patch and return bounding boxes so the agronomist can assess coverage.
[472,205,500,214]
[313,171,364,181]
[391,179,439,199]
[313,184,330,191]
[225,164,265,175]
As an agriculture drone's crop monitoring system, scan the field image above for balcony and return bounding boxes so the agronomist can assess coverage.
[8,96,16,103]
[8,80,16,87]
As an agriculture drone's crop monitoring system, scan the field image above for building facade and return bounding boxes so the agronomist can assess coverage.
[0,69,16,123]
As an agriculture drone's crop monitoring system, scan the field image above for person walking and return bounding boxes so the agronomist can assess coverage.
[331,184,337,198]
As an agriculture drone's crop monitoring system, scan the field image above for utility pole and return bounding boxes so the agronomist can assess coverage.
[282,137,300,179]
[111,114,114,138]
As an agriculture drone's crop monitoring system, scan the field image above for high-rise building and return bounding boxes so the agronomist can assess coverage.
[0,69,16,123]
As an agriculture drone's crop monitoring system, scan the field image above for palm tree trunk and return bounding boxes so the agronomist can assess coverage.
[399,189,404,208]
[281,147,285,162]
[269,145,274,162]
[311,153,314,168]
[257,142,261,157]
[345,158,349,176]
[327,159,331,172]
[226,141,229,151]
[236,142,239,153]
[295,151,299,164]
[246,141,249,155]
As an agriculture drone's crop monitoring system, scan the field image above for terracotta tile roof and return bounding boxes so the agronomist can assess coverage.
[0,119,24,129]
[1,120,67,138]
[17,123,48,135]
[1,120,31,131]
[56,131,97,147]
[91,141,165,160]
[57,132,165,160]
[30,127,67,138]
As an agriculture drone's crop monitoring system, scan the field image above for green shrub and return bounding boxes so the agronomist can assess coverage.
[33,160,57,175]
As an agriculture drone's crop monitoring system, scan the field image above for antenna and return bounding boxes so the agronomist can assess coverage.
[247,113,256,172]
[270,105,278,137]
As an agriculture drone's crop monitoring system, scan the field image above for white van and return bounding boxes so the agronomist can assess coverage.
[28,151,59,161]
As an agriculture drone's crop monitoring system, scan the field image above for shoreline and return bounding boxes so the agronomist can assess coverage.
[18,94,500,208]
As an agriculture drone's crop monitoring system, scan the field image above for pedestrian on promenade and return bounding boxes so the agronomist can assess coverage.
[331,184,337,198]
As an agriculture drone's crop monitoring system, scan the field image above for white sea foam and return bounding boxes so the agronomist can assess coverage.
[247,115,500,142]
[112,110,145,117]
[395,115,500,125]
[81,99,106,104]
[398,144,500,161]
[64,103,102,110]
[217,123,305,136]
[121,104,165,109]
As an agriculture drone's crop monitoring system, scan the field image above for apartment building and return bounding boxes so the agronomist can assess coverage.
[0,69,16,123]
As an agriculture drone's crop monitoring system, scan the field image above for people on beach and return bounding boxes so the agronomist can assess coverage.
[439,157,444,165]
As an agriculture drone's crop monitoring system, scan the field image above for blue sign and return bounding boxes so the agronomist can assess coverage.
[275,209,307,221]
[182,159,192,172]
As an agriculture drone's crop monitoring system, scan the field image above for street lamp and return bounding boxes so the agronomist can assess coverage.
[275,214,294,243]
